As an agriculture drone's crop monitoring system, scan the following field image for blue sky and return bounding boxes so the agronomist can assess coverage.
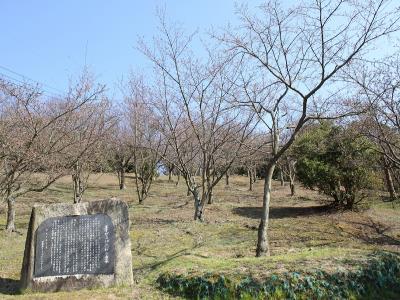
[1,1,398,100]
[0,0,261,98]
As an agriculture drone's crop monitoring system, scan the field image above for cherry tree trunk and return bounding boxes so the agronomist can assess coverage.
[384,166,397,201]
[168,170,172,182]
[192,189,204,221]
[225,172,230,186]
[256,162,275,256]
[207,188,213,204]
[248,169,253,191]
[280,169,285,186]
[119,166,126,190]
[6,196,16,232]
[290,180,295,196]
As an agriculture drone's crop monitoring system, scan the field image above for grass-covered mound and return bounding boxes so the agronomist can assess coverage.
[157,252,400,299]
[1,174,399,299]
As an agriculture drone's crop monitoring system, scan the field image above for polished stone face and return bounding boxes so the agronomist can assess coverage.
[34,214,115,277]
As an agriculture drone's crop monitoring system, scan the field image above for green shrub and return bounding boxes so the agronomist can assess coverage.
[294,122,378,209]
[157,252,400,299]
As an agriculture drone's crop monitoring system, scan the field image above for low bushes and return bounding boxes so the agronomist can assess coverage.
[157,252,400,299]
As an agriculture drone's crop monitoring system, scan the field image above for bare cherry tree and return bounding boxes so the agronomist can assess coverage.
[108,118,133,190]
[124,74,167,204]
[280,154,297,196]
[221,0,400,256]
[0,75,108,232]
[239,133,270,192]
[140,15,256,220]
[61,72,115,204]
[350,55,400,200]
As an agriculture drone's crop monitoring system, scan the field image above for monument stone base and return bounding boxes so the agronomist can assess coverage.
[20,198,133,292]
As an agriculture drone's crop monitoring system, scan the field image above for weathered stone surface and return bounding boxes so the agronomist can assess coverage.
[34,214,115,277]
[20,198,133,292]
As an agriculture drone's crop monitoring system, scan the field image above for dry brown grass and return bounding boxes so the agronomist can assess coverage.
[0,173,399,299]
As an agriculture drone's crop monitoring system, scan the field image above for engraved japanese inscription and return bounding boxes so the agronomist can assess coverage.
[34,214,115,277]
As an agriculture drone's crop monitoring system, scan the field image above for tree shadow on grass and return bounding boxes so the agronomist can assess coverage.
[132,240,204,279]
[86,185,118,191]
[0,227,24,235]
[0,278,20,295]
[232,205,332,219]
[133,218,177,226]
[132,248,191,279]
[345,220,400,246]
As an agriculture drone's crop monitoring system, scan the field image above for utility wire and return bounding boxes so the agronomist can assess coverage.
[0,71,62,98]
[0,65,64,97]
[0,64,64,93]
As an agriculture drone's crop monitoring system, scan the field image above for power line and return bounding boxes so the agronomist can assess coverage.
[0,64,64,93]
[0,71,27,86]
[0,64,65,97]
[0,71,62,98]
[0,72,63,99]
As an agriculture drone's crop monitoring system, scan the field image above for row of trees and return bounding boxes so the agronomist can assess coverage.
[0,70,264,233]
[135,0,400,256]
[0,71,116,232]
[1,0,400,258]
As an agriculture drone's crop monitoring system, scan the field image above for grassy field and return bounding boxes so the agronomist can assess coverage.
[0,174,399,299]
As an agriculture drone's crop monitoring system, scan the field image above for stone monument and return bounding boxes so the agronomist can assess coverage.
[20,198,133,292]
